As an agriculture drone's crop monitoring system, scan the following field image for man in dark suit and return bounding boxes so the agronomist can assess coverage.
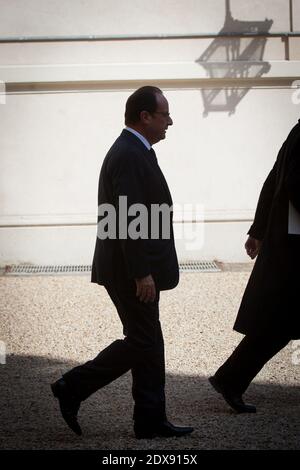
[209,120,300,413]
[51,86,193,439]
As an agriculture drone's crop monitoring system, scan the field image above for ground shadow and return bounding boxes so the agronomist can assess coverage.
[196,0,273,116]
[0,354,299,450]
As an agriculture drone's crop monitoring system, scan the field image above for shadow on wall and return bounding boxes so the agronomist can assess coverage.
[196,0,273,116]
[0,354,299,450]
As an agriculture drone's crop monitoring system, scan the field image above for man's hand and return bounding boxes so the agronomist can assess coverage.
[135,274,156,303]
[245,236,262,259]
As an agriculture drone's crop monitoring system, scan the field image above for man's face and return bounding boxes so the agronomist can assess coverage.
[147,93,173,144]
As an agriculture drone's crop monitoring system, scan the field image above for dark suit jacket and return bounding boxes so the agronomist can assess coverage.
[91,129,179,291]
[234,120,300,338]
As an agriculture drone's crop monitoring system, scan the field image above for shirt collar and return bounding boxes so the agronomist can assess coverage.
[125,127,151,150]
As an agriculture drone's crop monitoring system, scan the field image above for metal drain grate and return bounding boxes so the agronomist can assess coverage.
[179,261,220,272]
[4,264,92,275]
[4,261,220,275]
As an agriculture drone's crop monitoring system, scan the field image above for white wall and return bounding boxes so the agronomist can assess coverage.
[0,0,291,35]
[0,0,299,265]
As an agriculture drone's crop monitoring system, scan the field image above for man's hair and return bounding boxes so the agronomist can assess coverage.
[125,86,163,125]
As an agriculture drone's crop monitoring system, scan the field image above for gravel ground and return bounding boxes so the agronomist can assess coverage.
[0,270,299,450]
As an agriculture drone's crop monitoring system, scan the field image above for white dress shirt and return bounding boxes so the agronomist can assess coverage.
[125,126,151,150]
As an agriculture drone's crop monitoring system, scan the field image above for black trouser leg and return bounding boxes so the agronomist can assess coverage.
[108,282,166,422]
[215,330,290,395]
[131,319,166,423]
[63,281,166,422]
[63,337,136,401]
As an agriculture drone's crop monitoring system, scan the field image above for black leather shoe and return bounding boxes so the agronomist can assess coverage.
[209,375,256,413]
[134,420,194,439]
[51,378,82,436]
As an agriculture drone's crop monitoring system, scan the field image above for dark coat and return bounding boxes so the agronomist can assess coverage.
[91,129,179,291]
[234,120,300,339]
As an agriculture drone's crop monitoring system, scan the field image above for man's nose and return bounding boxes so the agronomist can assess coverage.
[168,116,173,126]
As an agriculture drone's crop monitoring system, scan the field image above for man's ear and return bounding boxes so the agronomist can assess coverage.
[140,110,151,124]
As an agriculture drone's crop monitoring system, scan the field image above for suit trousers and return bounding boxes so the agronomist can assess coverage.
[215,329,290,395]
[63,278,166,423]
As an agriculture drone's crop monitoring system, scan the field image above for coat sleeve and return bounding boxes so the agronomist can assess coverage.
[109,152,151,280]
[248,161,277,240]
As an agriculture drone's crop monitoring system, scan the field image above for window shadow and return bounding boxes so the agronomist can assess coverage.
[1,354,299,450]
[196,0,273,116]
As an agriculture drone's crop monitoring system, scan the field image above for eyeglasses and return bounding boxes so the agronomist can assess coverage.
[152,111,171,118]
